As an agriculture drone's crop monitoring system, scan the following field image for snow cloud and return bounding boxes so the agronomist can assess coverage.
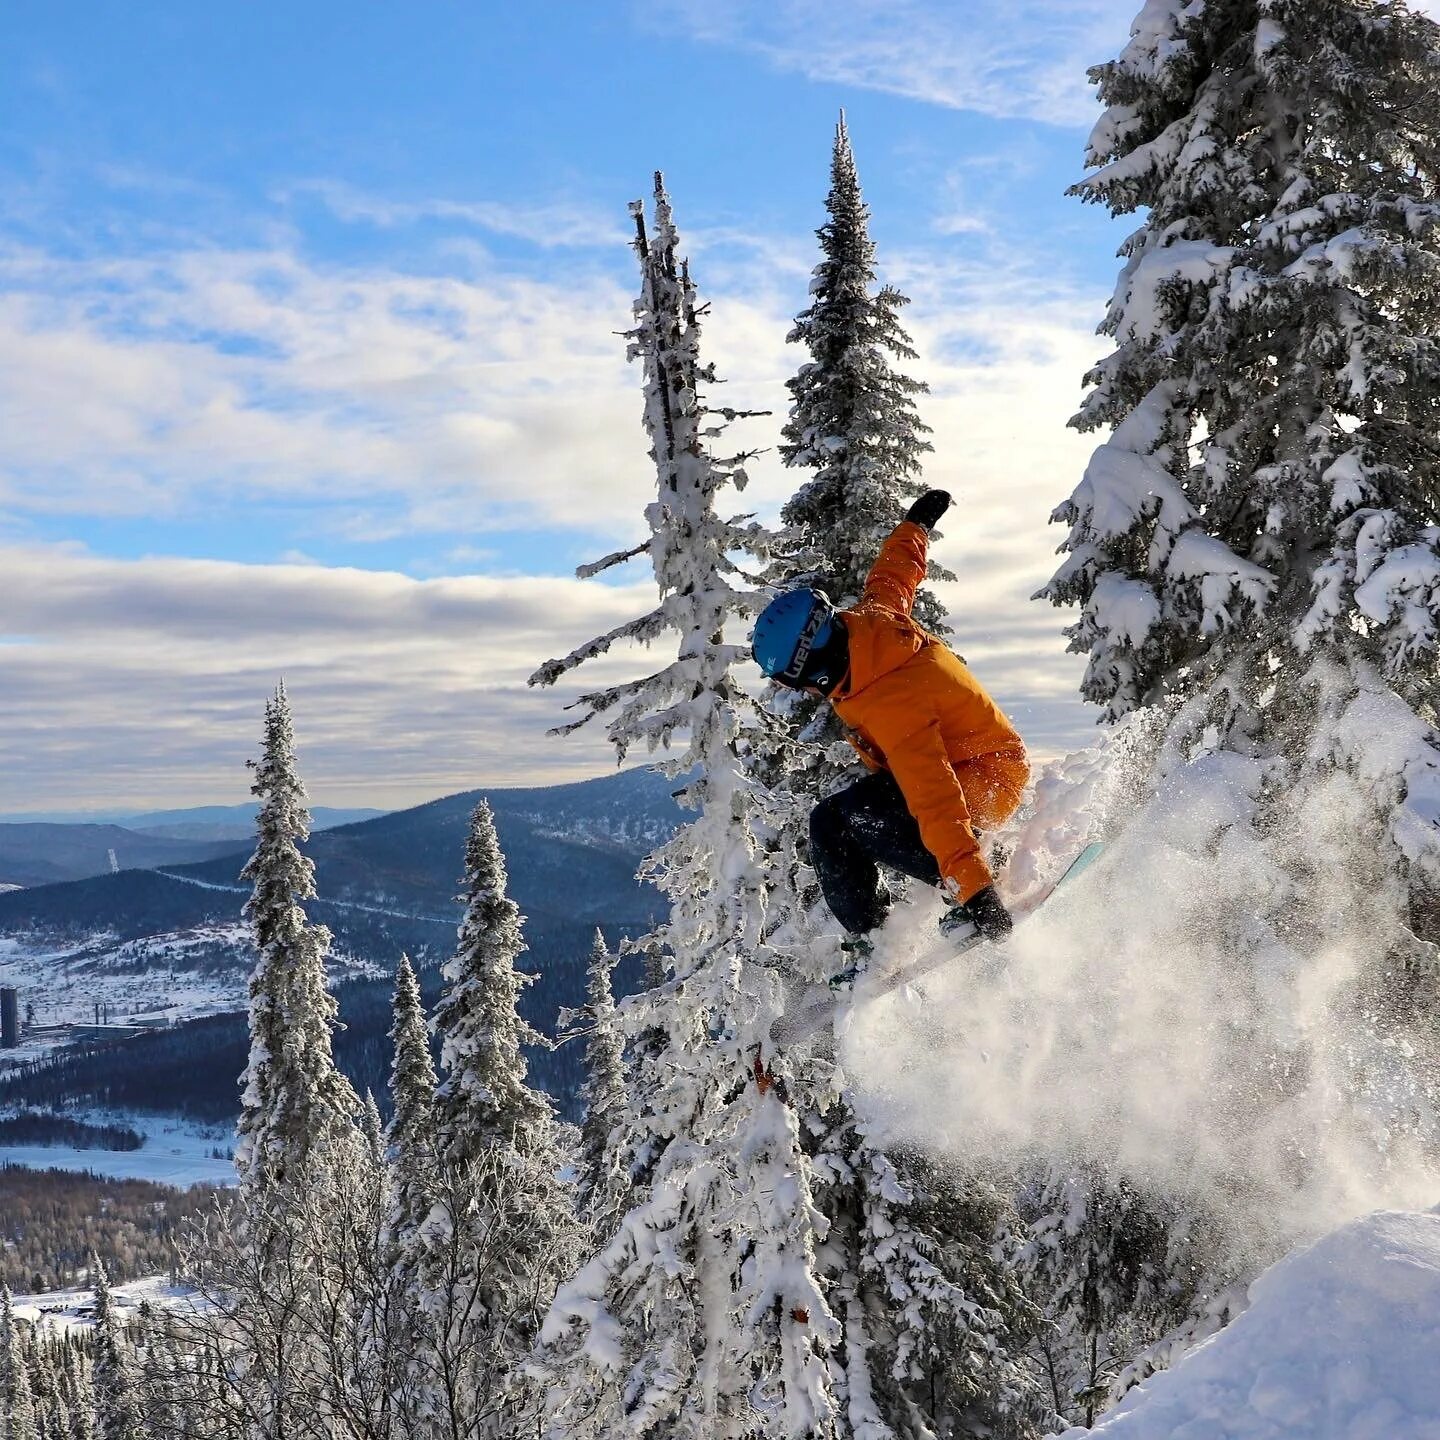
[646,0,1134,127]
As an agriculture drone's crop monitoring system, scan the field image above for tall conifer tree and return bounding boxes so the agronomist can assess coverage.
[90,1260,138,1440]
[180,688,365,1440]
[532,174,840,1439]
[767,120,1037,1439]
[1,1288,36,1440]
[236,684,360,1199]
[1041,0,1440,877]
[420,800,579,1438]
[781,114,944,627]
[386,952,439,1262]
[383,953,439,1437]
[575,930,628,1237]
[1032,0,1440,1411]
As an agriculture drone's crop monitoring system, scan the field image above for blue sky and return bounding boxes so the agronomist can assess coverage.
[2,0,1146,811]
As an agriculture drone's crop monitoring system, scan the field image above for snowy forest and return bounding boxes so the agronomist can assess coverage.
[6,0,1440,1435]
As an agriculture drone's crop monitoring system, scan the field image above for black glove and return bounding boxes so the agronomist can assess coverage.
[963,885,1013,942]
[904,489,952,533]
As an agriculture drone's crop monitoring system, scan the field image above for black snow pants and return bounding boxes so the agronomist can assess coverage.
[809,771,943,936]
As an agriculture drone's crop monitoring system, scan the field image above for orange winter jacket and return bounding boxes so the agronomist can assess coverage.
[831,520,1029,903]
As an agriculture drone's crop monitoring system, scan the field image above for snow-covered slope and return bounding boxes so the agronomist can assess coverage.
[13,1274,198,1335]
[0,1111,235,1187]
[0,927,380,1048]
[1068,1210,1440,1440]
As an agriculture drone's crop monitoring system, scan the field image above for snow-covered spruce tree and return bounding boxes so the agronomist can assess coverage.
[763,121,1040,1439]
[575,930,629,1239]
[386,952,439,1269]
[531,174,840,1438]
[173,687,370,1440]
[1032,0,1440,1404]
[55,1337,94,1440]
[780,113,943,628]
[1018,1164,1179,1430]
[134,1301,185,1440]
[90,1260,138,1440]
[416,799,580,1439]
[382,953,440,1437]
[237,684,362,1201]
[323,1088,409,1440]
[33,1335,82,1440]
[1,1287,37,1440]
[1042,0,1440,914]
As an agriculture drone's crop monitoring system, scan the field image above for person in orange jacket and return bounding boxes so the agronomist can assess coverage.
[752,489,1029,951]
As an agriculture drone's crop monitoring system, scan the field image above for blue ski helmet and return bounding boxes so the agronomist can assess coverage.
[752,588,837,687]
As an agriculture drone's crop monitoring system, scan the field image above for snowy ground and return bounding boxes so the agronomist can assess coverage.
[0,928,249,1049]
[12,1274,199,1335]
[1066,1210,1440,1440]
[0,1111,235,1187]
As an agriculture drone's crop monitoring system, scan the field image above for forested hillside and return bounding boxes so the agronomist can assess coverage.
[0,769,679,1117]
[0,1167,221,1293]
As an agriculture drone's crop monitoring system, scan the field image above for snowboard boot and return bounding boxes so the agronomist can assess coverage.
[938,885,1014,945]
[829,933,875,989]
[938,904,977,943]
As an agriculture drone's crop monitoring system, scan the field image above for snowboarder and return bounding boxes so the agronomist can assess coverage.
[753,490,1029,956]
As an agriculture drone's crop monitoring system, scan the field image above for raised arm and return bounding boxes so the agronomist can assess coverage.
[861,521,928,615]
[859,490,952,616]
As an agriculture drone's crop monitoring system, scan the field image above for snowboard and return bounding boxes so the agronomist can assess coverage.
[769,840,1105,1048]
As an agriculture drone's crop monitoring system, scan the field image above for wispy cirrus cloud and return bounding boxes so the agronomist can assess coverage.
[282,178,632,249]
[645,0,1133,127]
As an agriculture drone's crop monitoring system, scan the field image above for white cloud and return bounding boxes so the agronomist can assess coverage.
[0,545,661,810]
[0,198,1108,808]
[0,247,643,541]
[0,250,1104,807]
[0,241,797,547]
[283,179,631,250]
[0,529,1093,812]
[648,0,1135,127]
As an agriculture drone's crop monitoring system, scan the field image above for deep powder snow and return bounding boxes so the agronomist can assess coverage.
[1060,1209,1440,1440]
[834,733,1440,1264]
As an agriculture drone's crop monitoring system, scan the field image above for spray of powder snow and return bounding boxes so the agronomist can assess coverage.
[836,725,1440,1264]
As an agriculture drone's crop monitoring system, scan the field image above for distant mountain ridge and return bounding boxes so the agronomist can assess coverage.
[0,767,687,1116]
[0,806,389,861]
[0,825,241,890]
[120,804,388,843]
[0,767,683,941]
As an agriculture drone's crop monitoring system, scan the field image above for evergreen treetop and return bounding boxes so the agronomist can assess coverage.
[384,951,438,1254]
[1042,0,1440,735]
[533,175,840,1439]
[433,799,550,1160]
[235,685,359,1195]
[782,113,946,627]
[576,930,627,1232]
